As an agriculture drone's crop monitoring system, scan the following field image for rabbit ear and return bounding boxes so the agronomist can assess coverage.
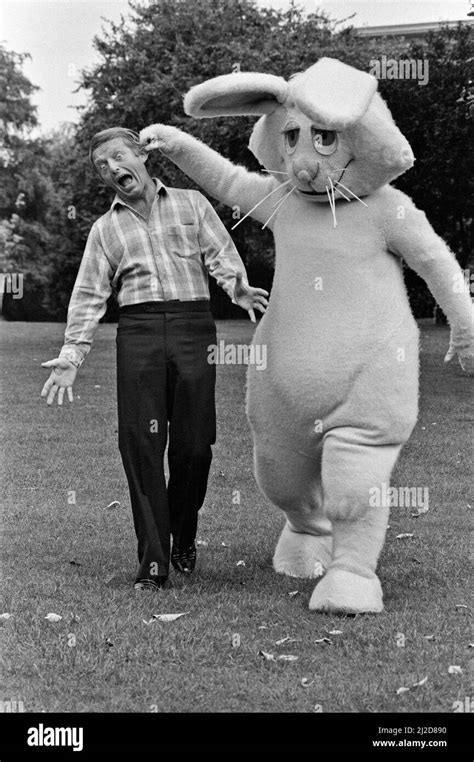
[291,58,378,131]
[184,72,288,118]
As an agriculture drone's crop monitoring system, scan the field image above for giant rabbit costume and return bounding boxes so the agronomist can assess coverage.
[140,58,473,614]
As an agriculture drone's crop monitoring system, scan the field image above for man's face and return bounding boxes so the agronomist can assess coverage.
[92,138,150,201]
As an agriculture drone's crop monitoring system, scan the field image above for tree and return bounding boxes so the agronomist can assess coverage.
[371,24,474,318]
[0,44,55,318]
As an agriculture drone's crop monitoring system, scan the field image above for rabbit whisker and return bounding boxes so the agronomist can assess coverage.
[334,180,368,208]
[262,185,298,229]
[262,169,289,175]
[231,180,292,230]
[326,184,338,228]
[333,185,351,202]
[330,177,337,214]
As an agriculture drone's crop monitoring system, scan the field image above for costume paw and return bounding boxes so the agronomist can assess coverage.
[308,568,383,613]
[273,523,333,578]
[139,123,185,154]
[444,325,474,375]
[457,350,474,375]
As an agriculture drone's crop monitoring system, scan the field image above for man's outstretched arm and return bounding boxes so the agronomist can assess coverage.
[41,223,114,405]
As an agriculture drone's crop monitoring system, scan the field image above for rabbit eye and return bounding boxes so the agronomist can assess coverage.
[312,129,337,155]
[284,128,300,154]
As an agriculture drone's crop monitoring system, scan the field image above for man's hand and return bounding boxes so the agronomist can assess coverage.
[233,271,269,323]
[41,358,77,405]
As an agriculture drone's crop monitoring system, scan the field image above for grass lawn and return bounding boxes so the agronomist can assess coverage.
[0,318,472,714]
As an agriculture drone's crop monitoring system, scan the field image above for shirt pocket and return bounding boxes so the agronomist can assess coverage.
[165,222,200,258]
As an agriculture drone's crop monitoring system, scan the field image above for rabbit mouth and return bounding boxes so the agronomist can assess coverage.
[297,159,354,196]
[298,188,325,196]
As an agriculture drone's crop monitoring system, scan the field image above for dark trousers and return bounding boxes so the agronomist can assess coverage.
[116,301,217,581]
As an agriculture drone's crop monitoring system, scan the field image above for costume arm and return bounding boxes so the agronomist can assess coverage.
[58,223,114,366]
[140,124,285,227]
[383,188,473,367]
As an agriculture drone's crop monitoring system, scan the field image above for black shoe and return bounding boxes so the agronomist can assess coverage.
[171,543,196,574]
[134,576,167,591]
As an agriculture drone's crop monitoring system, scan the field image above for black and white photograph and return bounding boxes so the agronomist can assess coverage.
[0,0,472,754]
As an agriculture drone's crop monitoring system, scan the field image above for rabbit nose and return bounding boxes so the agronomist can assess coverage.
[293,158,319,183]
[297,169,313,182]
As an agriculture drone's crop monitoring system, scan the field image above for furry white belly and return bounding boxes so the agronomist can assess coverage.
[246,294,419,446]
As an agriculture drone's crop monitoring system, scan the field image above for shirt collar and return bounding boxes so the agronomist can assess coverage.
[111,178,167,210]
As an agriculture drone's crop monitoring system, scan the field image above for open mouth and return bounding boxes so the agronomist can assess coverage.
[116,173,134,188]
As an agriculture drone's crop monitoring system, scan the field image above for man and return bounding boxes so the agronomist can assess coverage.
[41,127,268,592]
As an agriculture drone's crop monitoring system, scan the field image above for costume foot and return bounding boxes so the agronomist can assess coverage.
[308,568,383,614]
[273,523,333,578]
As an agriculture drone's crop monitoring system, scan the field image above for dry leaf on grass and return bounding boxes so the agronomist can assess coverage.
[275,636,298,646]
[142,612,188,625]
[455,604,468,609]
[196,540,208,547]
[258,650,275,661]
[104,501,120,510]
[328,629,343,636]
[236,560,246,567]
[301,677,314,687]
[314,637,332,645]
[0,613,12,620]
[45,613,62,622]
[258,650,299,663]
[397,676,428,694]
[423,634,435,641]
[396,533,414,540]
[288,591,299,598]
[412,676,428,688]
[448,665,462,674]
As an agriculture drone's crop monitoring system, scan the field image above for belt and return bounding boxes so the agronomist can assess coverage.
[119,300,211,314]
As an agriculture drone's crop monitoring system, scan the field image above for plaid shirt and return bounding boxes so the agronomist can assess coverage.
[59,180,246,366]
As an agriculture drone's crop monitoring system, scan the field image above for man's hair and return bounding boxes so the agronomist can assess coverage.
[89,127,142,170]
